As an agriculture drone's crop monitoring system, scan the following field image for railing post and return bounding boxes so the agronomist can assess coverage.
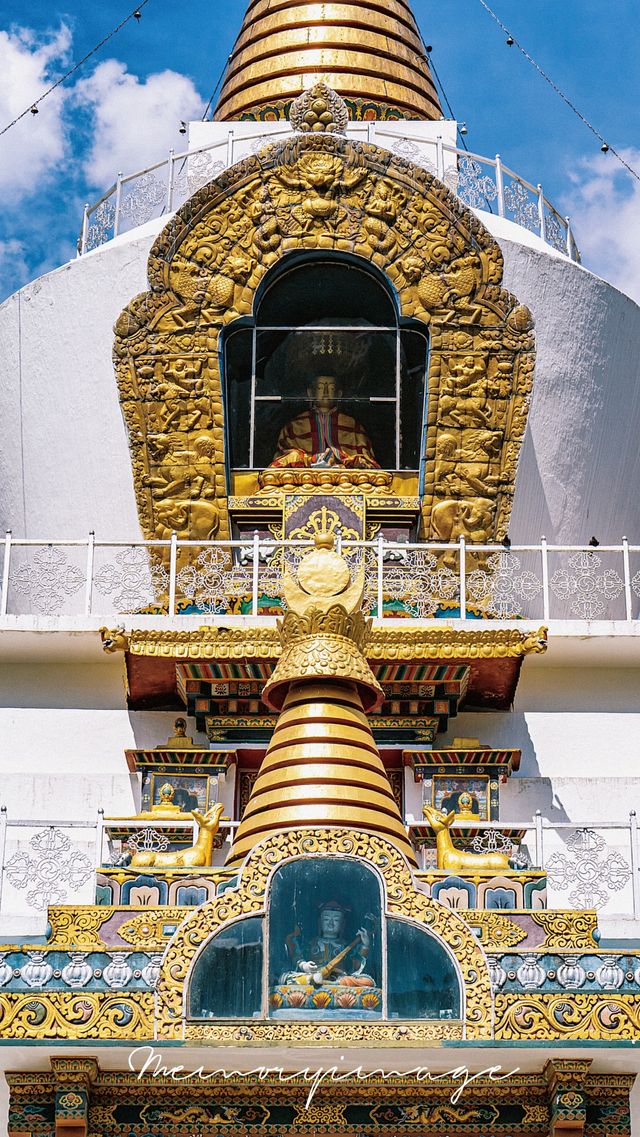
[0,806,7,912]
[165,148,175,213]
[168,532,178,616]
[537,184,546,241]
[377,534,384,619]
[622,536,633,621]
[565,216,574,259]
[458,536,466,620]
[251,530,260,617]
[1,530,12,616]
[80,203,90,255]
[540,535,550,620]
[226,129,235,167]
[95,808,105,871]
[113,172,123,237]
[630,811,640,919]
[495,154,505,217]
[436,135,444,181]
[534,810,544,869]
[84,530,95,616]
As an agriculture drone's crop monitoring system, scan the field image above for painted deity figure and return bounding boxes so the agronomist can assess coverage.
[281,901,374,987]
[270,375,379,470]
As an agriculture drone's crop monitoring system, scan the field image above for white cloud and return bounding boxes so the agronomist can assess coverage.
[0,24,71,200]
[73,60,202,188]
[564,149,640,305]
[0,238,29,295]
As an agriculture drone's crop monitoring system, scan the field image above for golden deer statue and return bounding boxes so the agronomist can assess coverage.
[130,802,226,868]
[422,804,512,873]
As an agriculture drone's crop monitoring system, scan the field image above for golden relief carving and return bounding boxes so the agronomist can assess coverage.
[45,908,112,949]
[530,909,599,951]
[117,909,189,949]
[113,135,534,545]
[100,623,548,660]
[155,827,492,1041]
[495,993,640,1041]
[462,911,528,949]
[0,991,154,1040]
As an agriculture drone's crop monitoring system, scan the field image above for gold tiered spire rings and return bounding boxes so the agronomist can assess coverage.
[214,0,443,122]
[227,533,417,867]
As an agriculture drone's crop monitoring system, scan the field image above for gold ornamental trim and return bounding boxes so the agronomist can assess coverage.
[495,992,640,1041]
[0,991,154,1040]
[100,623,548,660]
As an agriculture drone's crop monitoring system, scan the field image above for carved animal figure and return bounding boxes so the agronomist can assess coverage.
[422,804,511,872]
[130,802,225,868]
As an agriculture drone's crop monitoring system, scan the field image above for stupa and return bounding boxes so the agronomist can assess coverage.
[1,1,640,1133]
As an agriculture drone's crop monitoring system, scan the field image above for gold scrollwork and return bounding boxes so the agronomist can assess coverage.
[45,907,113,949]
[0,991,154,1040]
[495,993,640,1041]
[530,909,599,951]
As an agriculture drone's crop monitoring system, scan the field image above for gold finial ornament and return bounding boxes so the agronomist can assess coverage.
[214,0,443,122]
[227,534,416,867]
[289,82,349,134]
[263,531,382,712]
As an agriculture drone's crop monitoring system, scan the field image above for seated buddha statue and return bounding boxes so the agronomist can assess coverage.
[281,900,374,987]
[269,375,379,470]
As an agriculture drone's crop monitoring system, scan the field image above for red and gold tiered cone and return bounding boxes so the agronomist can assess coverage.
[226,532,416,868]
[227,678,416,866]
[214,0,443,123]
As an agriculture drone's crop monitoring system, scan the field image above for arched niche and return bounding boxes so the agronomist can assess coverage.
[155,828,490,1043]
[187,854,462,1023]
[222,252,428,474]
[113,134,534,545]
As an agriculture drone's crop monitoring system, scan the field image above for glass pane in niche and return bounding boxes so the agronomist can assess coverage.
[189,916,263,1019]
[387,918,461,1020]
[268,858,383,1018]
[254,326,396,471]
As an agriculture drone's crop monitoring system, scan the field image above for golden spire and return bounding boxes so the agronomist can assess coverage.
[226,535,417,868]
[214,0,443,123]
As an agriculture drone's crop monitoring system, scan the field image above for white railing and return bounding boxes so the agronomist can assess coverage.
[0,808,638,921]
[1,533,639,622]
[78,127,579,261]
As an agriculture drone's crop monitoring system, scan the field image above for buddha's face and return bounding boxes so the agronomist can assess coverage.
[309,375,341,412]
[319,906,343,938]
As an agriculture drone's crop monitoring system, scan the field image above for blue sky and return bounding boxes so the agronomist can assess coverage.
[0,0,639,303]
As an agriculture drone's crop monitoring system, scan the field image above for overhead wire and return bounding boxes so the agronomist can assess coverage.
[476,0,640,183]
[0,0,152,140]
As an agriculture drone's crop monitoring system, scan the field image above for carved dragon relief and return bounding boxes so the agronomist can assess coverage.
[113,134,535,546]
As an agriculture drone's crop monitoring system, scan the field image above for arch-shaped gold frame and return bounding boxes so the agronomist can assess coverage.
[155,827,492,1043]
[113,135,534,544]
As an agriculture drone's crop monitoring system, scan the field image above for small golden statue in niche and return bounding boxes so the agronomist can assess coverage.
[452,790,480,821]
[270,373,379,470]
[140,782,184,819]
[158,717,199,750]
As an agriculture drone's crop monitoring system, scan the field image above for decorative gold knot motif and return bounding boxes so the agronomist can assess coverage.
[289,82,349,134]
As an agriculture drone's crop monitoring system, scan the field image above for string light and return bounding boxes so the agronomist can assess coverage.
[0,0,152,140]
[476,0,640,183]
